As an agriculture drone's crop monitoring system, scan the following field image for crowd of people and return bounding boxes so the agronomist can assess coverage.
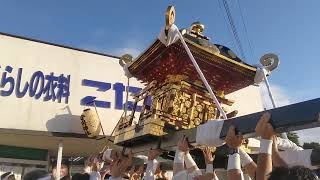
[3,113,319,180]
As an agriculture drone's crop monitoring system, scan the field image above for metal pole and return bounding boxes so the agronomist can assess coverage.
[262,70,288,139]
[262,71,277,108]
[124,78,130,117]
[56,141,63,180]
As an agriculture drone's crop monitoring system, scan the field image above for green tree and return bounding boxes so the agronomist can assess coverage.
[303,142,320,150]
[286,132,300,146]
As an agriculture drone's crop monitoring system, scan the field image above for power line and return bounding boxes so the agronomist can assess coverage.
[218,0,247,61]
[236,0,255,62]
[216,0,239,56]
[222,0,246,60]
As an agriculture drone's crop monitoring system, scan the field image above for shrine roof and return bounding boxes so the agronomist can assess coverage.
[128,36,257,95]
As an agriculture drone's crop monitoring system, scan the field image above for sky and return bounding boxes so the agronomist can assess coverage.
[0,0,319,144]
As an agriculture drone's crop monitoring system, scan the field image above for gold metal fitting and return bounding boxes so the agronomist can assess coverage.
[165,6,176,32]
[216,90,225,98]
[190,21,205,35]
[119,54,133,67]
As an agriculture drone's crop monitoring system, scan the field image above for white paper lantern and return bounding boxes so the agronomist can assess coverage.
[80,108,101,138]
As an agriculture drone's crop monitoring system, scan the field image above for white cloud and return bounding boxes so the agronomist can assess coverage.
[80,39,143,58]
[259,83,319,144]
[296,128,320,144]
[109,47,141,58]
[259,83,290,109]
[109,39,143,58]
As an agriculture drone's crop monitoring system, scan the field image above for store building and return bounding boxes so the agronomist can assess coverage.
[0,32,263,178]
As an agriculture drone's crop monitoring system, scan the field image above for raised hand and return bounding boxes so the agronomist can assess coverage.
[255,112,275,140]
[225,125,243,149]
[177,136,189,152]
[148,148,162,161]
[202,146,215,164]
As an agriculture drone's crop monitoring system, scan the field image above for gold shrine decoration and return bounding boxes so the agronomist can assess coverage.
[152,81,221,130]
[116,79,234,132]
[114,79,236,145]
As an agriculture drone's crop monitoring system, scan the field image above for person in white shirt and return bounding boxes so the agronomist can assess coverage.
[86,148,132,180]
[274,136,320,169]
[193,147,219,180]
[143,148,161,180]
[255,112,318,180]
[89,157,105,180]
[172,136,203,180]
[83,154,110,180]
[224,126,244,180]
[51,159,71,180]
[107,150,133,180]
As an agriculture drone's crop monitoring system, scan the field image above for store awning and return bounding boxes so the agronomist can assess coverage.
[0,128,110,157]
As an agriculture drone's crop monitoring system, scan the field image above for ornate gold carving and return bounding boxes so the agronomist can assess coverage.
[165,75,188,84]
[114,79,237,144]
[149,80,229,130]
